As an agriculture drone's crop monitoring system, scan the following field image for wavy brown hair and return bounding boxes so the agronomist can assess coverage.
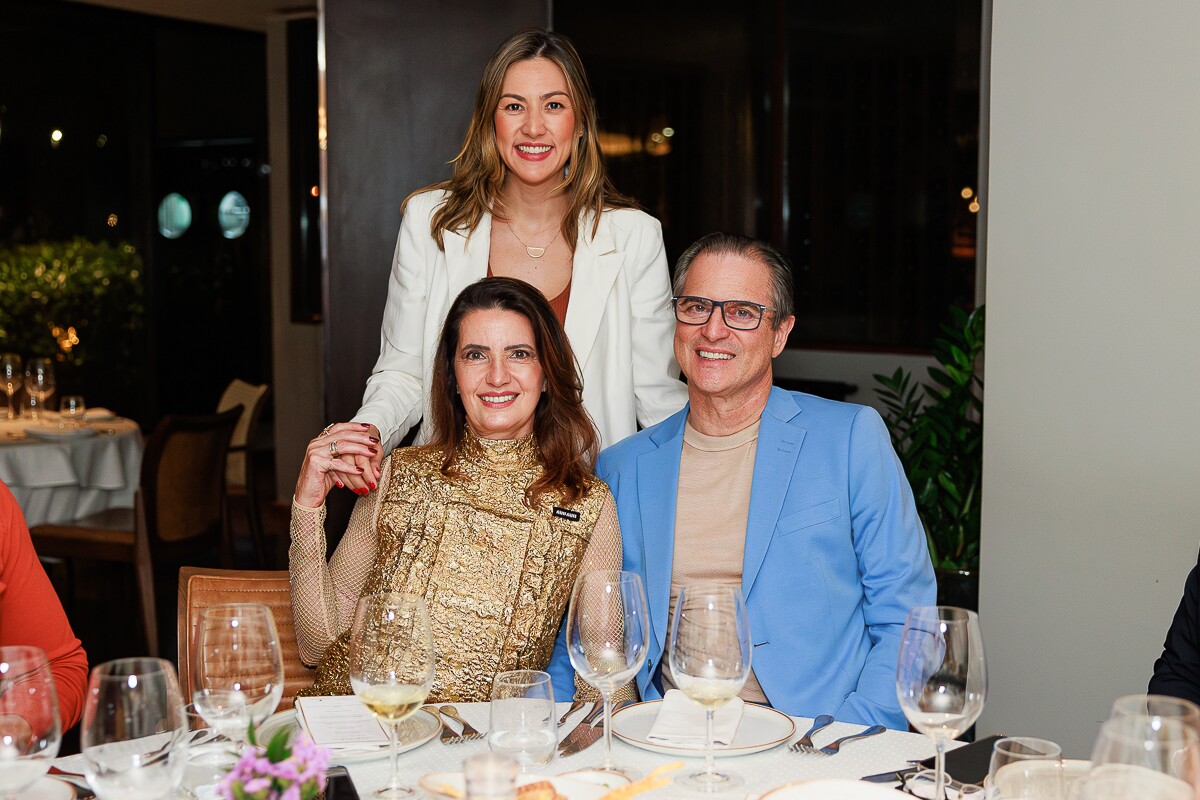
[404,28,636,251]
[426,277,600,506]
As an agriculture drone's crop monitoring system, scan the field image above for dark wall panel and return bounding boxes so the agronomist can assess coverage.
[324,1,547,426]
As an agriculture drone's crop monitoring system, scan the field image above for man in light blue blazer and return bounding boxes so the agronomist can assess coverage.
[549,233,935,730]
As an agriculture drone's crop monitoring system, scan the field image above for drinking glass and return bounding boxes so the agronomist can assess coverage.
[60,395,86,427]
[464,751,519,800]
[80,657,189,800]
[0,354,20,420]
[349,592,435,798]
[988,737,1063,799]
[0,646,61,799]
[192,603,284,751]
[896,606,987,800]
[23,358,54,421]
[668,583,752,792]
[565,570,650,775]
[1079,714,1199,800]
[1109,694,1200,734]
[489,670,556,771]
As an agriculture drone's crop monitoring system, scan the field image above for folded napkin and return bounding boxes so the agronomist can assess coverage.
[85,407,116,420]
[646,689,744,746]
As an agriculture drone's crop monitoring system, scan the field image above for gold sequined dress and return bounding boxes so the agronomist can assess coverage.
[289,430,620,701]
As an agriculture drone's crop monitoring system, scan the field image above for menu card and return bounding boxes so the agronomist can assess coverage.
[294,695,391,749]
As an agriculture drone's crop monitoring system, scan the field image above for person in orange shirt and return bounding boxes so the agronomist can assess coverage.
[0,479,88,729]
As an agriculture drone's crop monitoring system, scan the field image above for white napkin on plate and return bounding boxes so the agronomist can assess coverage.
[646,689,744,746]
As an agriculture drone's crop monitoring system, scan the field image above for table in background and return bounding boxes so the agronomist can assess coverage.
[345,703,942,798]
[0,415,142,526]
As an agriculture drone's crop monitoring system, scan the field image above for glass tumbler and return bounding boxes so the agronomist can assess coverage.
[489,670,556,771]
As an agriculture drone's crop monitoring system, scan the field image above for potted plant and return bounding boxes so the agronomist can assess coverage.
[874,305,984,609]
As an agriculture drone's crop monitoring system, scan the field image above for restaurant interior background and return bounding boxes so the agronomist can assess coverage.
[3,0,1199,759]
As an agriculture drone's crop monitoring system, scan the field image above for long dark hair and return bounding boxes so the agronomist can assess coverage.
[426,277,599,506]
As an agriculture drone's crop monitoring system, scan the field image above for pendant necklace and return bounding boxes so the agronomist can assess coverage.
[507,223,560,259]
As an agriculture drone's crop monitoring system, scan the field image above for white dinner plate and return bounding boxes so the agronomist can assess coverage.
[420,771,624,800]
[258,707,439,764]
[609,699,795,758]
[20,777,77,800]
[760,779,906,800]
[25,424,96,440]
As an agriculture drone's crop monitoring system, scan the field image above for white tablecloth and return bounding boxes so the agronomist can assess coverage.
[0,415,142,526]
[344,703,944,798]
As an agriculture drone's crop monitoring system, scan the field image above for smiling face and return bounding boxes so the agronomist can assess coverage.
[674,251,795,408]
[454,308,545,440]
[493,58,578,191]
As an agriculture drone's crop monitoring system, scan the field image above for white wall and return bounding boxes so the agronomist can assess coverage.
[774,349,937,416]
[980,1,1200,756]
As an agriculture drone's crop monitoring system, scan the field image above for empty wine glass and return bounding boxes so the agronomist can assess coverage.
[988,736,1063,799]
[80,657,189,800]
[60,395,86,428]
[896,606,987,800]
[668,583,752,792]
[0,646,61,799]
[23,359,54,421]
[1109,694,1200,734]
[1080,714,1199,800]
[192,603,285,751]
[565,570,650,776]
[0,354,20,420]
[349,592,435,799]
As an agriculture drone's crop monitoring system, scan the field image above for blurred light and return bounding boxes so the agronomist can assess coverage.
[107,214,118,227]
[650,132,663,143]
[662,127,675,137]
[960,186,973,199]
[968,199,980,213]
[96,134,108,148]
[50,129,63,143]
[310,185,319,197]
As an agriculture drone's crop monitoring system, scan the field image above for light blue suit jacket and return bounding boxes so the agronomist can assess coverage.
[547,387,935,729]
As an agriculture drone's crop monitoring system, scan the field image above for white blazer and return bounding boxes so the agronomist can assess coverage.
[354,189,689,451]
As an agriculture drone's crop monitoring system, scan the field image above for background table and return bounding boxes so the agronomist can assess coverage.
[0,414,142,526]
[345,703,943,798]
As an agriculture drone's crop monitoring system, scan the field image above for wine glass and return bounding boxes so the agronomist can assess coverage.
[896,605,987,800]
[192,603,285,751]
[668,583,752,792]
[565,569,650,775]
[0,646,62,799]
[349,592,435,798]
[1080,714,1199,800]
[1109,694,1200,734]
[988,736,1063,799]
[80,657,189,800]
[23,358,54,421]
[0,354,20,420]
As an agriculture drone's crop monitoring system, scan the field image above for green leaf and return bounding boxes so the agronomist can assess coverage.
[265,727,293,763]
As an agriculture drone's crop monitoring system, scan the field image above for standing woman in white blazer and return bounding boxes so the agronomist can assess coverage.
[334,28,688,495]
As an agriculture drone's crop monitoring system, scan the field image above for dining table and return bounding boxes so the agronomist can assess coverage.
[0,411,142,526]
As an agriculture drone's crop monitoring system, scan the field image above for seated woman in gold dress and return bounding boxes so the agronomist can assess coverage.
[289,277,618,701]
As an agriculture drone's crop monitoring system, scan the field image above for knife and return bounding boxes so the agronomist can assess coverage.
[557,700,605,755]
[558,699,634,757]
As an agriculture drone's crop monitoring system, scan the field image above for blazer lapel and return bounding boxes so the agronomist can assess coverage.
[564,212,621,370]
[444,212,491,299]
[742,388,805,599]
[636,409,688,655]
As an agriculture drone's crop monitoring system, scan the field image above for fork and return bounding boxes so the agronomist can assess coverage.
[789,714,834,753]
[439,704,486,742]
[422,704,462,745]
[816,724,886,755]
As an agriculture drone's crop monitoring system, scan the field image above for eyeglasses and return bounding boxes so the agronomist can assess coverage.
[671,296,775,331]
[897,769,984,799]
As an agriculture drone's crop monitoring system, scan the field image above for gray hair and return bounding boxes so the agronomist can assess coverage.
[671,233,795,329]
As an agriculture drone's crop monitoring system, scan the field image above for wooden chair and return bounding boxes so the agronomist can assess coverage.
[217,379,270,566]
[177,566,314,711]
[31,409,241,657]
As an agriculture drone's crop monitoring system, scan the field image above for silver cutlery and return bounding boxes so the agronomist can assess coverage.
[557,701,605,755]
[817,724,886,755]
[438,704,485,742]
[789,713,835,753]
[422,704,462,745]
[557,698,589,727]
[558,699,634,757]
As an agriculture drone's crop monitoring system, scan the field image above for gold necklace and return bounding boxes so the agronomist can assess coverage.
[507,223,561,259]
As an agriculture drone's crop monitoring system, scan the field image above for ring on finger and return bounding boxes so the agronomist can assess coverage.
[329,440,339,457]
[320,423,334,437]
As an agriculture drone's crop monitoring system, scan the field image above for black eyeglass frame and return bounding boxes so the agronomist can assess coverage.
[670,295,777,331]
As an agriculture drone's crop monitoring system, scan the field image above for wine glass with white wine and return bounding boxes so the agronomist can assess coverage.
[349,592,435,799]
[668,583,752,792]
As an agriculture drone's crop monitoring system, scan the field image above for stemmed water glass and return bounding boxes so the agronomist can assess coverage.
[0,646,62,799]
[349,592,436,799]
[80,657,190,800]
[192,603,285,751]
[0,354,20,420]
[23,358,54,420]
[668,583,752,792]
[565,569,650,775]
[896,605,987,800]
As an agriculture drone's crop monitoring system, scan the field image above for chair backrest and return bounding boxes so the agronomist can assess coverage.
[216,379,269,488]
[141,409,240,555]
[177,566,314,711]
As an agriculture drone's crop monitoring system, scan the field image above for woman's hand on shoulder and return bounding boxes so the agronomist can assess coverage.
[295,423,381,507]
